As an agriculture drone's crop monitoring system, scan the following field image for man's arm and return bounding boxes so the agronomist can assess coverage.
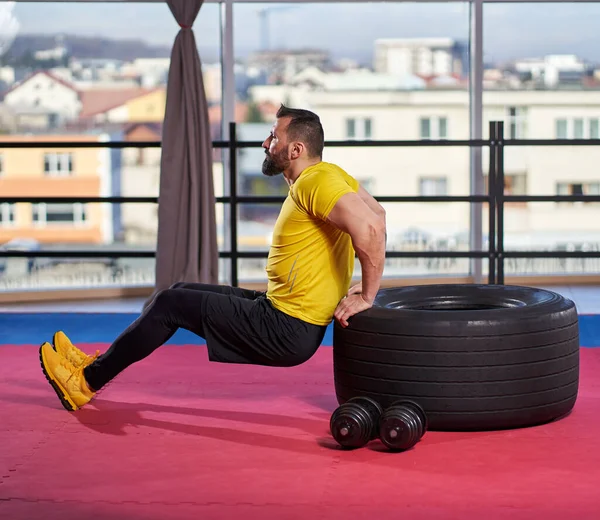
[326,191,386,326]
[357,184,387,246]
[357,185,386,221]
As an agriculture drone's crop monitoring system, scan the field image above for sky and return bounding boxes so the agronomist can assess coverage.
[5,2,600,65]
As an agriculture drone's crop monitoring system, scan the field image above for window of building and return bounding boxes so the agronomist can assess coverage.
[555,118,600,139]
[556,119,568,139]
[345,118,355,139]
[346,118,372,140]
[420,118,431,139]
[0,203,16,226]
[32,203,88,225]
[438,117,448,139]
[364,118,372,139]
[484,174,527,199]
[556,182,600,202]
[420,117,448,139]
[574,119,585,139]
[507,107,527,138]
[419,177,448,196]
[43,153,73,176]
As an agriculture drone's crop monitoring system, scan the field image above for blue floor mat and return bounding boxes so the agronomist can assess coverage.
[0,313,334,346]
[0,313,596,347]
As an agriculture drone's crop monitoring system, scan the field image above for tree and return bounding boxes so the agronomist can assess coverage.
[246,102,264,123]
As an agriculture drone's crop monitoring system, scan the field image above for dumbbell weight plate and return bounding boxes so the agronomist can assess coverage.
[330,396,383,449]
[345,396,383,440]
[330,403,372,448]
[392,400,428,438]
[379,406,422,451]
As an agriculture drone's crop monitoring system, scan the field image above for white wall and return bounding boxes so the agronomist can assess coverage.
[302,88,600,248]
[4,73,81,120]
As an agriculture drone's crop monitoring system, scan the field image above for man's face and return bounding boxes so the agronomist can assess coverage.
[261,117,291,177]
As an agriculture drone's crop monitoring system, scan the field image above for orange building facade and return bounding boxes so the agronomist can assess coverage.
[0,134,115,245]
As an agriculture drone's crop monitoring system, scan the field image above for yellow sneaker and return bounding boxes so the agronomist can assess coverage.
[39,342,96,411]
[52,331,100,369]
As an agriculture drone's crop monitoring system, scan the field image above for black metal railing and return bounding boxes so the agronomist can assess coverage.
[1,120,599,288]
[488,121,600,284]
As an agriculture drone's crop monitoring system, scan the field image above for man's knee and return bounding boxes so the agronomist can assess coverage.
[152,288,178,309]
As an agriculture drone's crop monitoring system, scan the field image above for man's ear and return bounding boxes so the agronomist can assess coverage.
[290,142,304,159]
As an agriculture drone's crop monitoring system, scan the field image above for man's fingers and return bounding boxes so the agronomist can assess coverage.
[335,294,372,328]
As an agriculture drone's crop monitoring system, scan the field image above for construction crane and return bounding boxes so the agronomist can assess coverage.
[256,5,299,51]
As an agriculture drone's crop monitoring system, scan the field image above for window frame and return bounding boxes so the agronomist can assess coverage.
[31,202,89,227]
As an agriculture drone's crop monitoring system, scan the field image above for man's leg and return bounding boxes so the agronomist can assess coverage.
[83,286,252,392]
[53,282,264,362]
[41,284,325,411]
[41,285,250,411]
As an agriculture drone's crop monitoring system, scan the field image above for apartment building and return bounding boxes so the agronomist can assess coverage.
[0,134,115,245]
[374,38,468,79]
[249,83,600,251]
[111,80,600,254]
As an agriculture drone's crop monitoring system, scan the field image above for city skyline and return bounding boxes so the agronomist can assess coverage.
[9,2,600,65]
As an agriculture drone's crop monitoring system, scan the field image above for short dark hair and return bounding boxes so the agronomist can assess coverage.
[276,104,324,159]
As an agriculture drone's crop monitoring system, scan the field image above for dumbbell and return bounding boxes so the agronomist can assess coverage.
[330,396,383,449]
[379,400,428,452]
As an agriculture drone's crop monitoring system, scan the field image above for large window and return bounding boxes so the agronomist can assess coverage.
[3,1,600,293]
[482,3,600,276]
[0,2,222,291]
[232,2,471,279]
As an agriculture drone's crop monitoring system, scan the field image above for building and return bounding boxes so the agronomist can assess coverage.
[117,122,162,245]
[1,70,81,127]
[514,55,588,88]
[77,87,158,127]
[297,87,600,253]
[374,38,469,79]
[247,49,331,84]
[0,134,116,246]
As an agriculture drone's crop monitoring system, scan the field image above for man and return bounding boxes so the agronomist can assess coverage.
[39,105,387,412]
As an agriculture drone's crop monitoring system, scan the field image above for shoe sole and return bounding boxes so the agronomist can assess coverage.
[39,344,78,412]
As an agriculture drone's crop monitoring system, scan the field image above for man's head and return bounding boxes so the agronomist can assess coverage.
[261,105,325,177]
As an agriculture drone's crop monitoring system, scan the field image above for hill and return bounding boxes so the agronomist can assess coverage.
[6,34,172,62]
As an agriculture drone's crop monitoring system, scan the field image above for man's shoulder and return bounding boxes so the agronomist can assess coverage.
[302,161,347,177]
[297,162,356,187]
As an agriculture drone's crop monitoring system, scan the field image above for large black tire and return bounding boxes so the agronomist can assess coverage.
[333,284,579,431]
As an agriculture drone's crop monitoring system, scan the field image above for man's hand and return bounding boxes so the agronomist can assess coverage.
[346,282,363,297]
[334,293,373,328]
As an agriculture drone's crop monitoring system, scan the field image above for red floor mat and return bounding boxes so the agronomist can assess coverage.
[1,344,599,519]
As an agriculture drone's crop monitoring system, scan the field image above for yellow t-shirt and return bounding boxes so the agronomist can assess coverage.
[266,162,359,326]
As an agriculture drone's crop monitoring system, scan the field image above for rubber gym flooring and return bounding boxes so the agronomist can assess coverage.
[1,288,599,519]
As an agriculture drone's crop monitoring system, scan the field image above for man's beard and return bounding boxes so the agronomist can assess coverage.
[262,150,289,177]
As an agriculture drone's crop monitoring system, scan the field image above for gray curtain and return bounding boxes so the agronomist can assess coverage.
[148,0,219,304]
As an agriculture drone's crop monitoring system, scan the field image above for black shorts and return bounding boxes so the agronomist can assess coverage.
[170,282,327,367]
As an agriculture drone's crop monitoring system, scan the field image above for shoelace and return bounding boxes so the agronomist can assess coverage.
[60,356,80,384]
[67,348,100,366]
